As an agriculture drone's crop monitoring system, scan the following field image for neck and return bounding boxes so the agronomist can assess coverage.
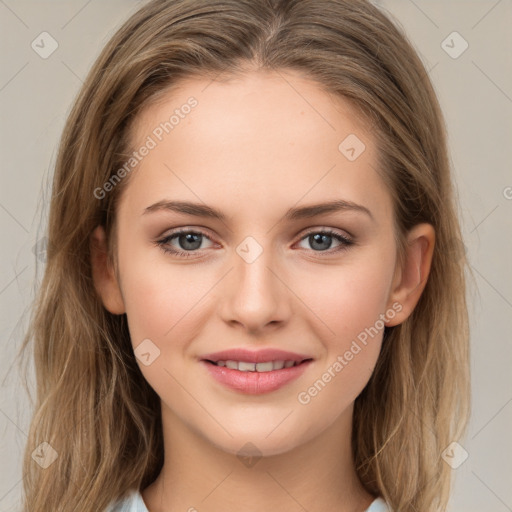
[142,402,375,512]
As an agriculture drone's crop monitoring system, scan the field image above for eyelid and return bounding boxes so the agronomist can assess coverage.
[298,226,353,241]
[157,225,215,239]
[158,225,353,242]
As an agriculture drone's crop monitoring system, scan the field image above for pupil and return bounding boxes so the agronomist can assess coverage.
[311,233,332,251]
[180,233,202,250]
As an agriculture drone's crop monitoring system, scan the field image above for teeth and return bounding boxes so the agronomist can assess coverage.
[238,362,256,372]
[215,360,299,371]
[256,361,273,372]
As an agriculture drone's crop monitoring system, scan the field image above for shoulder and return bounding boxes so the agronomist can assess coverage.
[366,497,391,512]
[105,488,149,512]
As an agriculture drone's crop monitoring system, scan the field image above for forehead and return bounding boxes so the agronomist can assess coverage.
[131,68,371,152]
[120,69,390,221]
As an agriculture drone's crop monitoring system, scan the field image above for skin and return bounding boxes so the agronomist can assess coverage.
[91,68,434,512]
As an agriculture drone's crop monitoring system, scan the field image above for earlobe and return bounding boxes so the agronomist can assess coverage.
[90,225,126,315]
[385,223,435,327]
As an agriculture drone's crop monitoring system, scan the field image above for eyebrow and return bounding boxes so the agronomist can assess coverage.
[143,199,374,222]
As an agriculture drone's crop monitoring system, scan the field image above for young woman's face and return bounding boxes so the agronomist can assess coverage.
[97,69,419,457]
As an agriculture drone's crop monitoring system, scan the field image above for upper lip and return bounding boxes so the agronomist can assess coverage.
[200,348,313,364]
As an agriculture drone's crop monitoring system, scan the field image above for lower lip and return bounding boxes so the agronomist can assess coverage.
[201,360,312,394]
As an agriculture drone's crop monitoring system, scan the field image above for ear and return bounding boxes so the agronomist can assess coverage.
[90,225,126,315]
[385,223,435,327]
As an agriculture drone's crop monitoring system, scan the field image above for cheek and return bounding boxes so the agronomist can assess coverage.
[121,261,215,344]
[119,258,213,395]
[292,254,394,405]
[295,253,394,344]
[116,226,218,340]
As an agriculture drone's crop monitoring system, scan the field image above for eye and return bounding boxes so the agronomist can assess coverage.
[156,229,215,258]
[296,229,354,254]
[155,227,354,259]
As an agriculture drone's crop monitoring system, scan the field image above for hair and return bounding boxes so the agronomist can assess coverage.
[18,0,471,510]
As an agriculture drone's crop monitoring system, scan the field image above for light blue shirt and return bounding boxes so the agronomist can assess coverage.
[107,488,391,511]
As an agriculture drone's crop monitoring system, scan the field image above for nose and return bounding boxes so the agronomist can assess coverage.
[219,242,291,335]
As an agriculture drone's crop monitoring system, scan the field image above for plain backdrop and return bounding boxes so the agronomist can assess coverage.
[1,1,511,510]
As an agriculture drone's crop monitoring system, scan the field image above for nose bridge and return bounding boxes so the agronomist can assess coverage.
[220,235,289,331]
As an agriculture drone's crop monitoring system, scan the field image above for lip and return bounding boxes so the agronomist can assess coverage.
[200,348,313,395]
[200,348,311,364]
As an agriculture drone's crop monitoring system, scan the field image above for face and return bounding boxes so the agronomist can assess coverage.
[92,68,430,458]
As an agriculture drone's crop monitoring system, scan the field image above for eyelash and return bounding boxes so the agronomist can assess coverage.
[155,228,354,259]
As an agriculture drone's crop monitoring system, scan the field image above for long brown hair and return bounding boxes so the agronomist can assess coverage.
[19,0,471,510]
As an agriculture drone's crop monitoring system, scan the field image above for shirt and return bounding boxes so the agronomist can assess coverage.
[107,488,391,511]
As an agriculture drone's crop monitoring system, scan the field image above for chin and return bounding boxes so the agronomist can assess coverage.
[203,421,318,460]
[214,436,299,459]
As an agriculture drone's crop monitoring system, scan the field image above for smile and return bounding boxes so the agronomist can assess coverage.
[199,348,314,394]
[207,359,302,371]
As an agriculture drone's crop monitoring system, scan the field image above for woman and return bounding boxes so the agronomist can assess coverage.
[20,1,470,510]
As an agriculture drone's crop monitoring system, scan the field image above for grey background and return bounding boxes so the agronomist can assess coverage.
[1,1,511,510]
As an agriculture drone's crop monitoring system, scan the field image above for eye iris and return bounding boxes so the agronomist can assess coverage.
[179,233,202,250]
[310,233,332,251]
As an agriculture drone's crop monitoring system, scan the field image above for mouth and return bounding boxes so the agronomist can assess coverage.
[203,359,311,372]
[200,349,314,394]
